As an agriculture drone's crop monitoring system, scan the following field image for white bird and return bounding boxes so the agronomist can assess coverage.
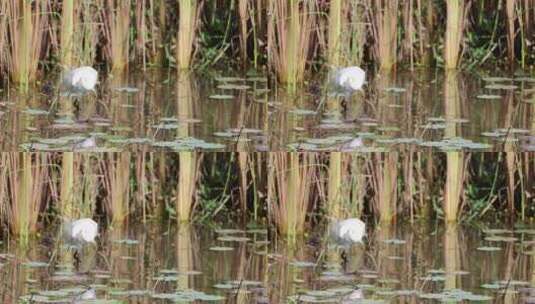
[75,288,97,302]
[340,137,364,151]
[64,218,98,244]
[74,136,97,150]
[342,289,364,304]
[62,66,98,94]
[331,66,366,95]
[330,218,366,245]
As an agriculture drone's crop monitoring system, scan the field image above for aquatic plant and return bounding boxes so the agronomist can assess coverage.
[268,153,317,239]
[4,153,48,242]
[267,0,316,90]
[5,0,49,89]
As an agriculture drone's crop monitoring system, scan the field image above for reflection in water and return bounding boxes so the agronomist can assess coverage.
[1,70,535,151]
[0,221,532,303]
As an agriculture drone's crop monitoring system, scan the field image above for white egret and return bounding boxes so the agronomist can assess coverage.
[75,288,97,302]
[64,218,98,244]
[62,66,98,94]
[340,137,363,151]
[330,218,366,245]
[331,66,366,95]
[342,289,364,303]
[73,136,97,150]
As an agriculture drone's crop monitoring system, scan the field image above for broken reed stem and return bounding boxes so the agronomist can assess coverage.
[444,0,466,69]
[177,0,199,70]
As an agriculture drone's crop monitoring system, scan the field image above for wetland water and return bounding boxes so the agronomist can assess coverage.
[1,69,535,304]
[0,70,535,152]
[1,222,535,303]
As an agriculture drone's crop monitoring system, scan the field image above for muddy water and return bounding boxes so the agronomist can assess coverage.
[0,222,534,303]
[1,70,535,152]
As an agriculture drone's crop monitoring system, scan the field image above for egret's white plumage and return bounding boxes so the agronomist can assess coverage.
[340,137,364,151]
[75,288,97,302]
[342,289,364,303]
[74,136,97,150]
[64,218,98,244]
[330,218,366,244]
[62,67,98,93]
[332,66,366,94]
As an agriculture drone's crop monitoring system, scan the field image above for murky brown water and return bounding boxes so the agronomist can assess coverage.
[1,222,534,303]
[1,70,535,152]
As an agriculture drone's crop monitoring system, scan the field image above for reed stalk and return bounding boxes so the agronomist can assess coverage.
[177,0,200,70]
[327,152,342,218]
[238,0,249,66]
[506,0,516,67]
[60,0,74,66]
[444,0,466,69]
[443,71,464,222]
[60,152,74,219]
[444,223,460,289]
[77,0,99,65]
[444,152,463,222]
[268,0,316,90]
[102,0,131,72]
[0,2,7,77]
[177,152,199,222]
[371,0,399,71]
[238,152,249,220]
[327,0,343,66]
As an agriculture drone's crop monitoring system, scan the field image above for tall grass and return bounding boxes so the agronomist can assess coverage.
[370,0,399,71]
[101,152,131,225]
[269,153,316,239]
[101,0,131,72]
[4,153,48,242]
[268,0,316,90]
[6,0,49,89]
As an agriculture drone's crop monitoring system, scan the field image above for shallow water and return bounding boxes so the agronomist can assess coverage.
[1,70,535,152]
[1,222,534,303]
